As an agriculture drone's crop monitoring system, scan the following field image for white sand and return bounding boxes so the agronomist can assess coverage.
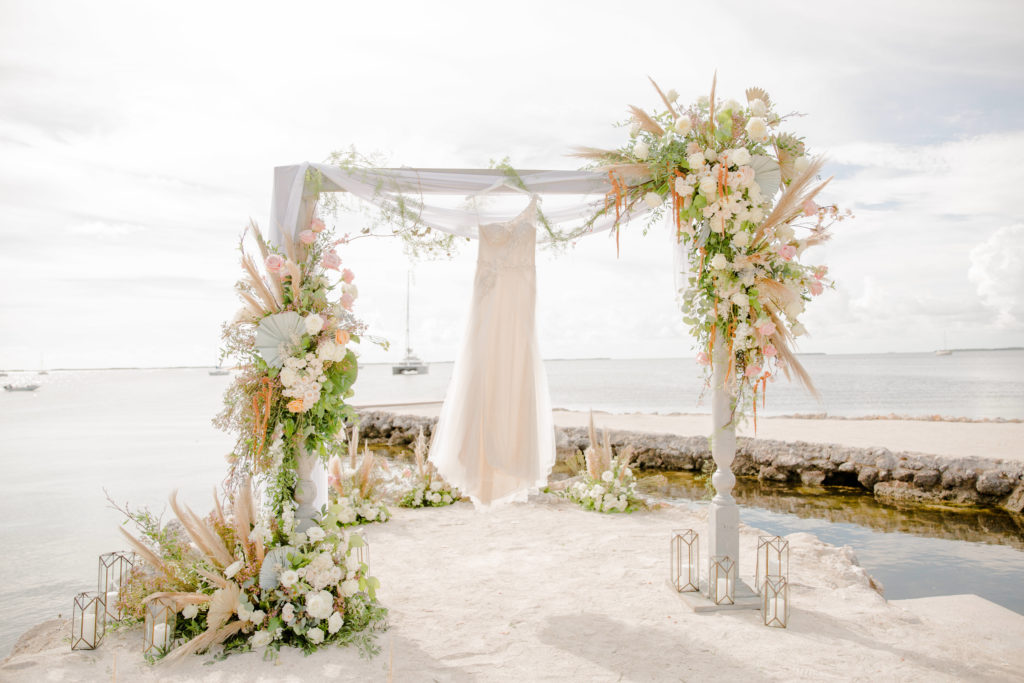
[364,403,1024,462]
[4,498,1023,682]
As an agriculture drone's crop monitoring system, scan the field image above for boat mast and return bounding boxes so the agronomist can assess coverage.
[405,270,412,356]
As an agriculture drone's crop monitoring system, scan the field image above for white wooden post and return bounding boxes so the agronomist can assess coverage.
[708,336,739,573]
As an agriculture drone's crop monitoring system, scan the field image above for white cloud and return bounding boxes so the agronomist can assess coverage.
[969,224,1024,328]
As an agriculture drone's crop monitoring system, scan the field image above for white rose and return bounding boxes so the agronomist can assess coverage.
[735,322,753,339]
[280,569,299,588]
[341,579,360,597]
[792,322,807,337]
[307,627,325,645]
[279,367,297,388]
[704,148,718,162]
[775,225,795,242]
[674,177,694,196]
[304,314,324,336]
[251,630,273,648]
[733,231,751,248]
[250,609,266,624]
[601,470,614,483]
[730,148,751,166]
[442,494,452,504]
[306,526,326,543]
[749,98,767,117]
[644,192,663,208]
[698,176,718,197]
[629,121,641,136]
[633,141,650,161]
[686,152,705,170]
[182,604,199,620]
[305,590,334,620]
[429,480,442,491]
[282,603,296,624]
[750,207,765,222]
[745,117,769,143]
[674,117,692,135]
[327,611,344,634]
[710,254,730,270]
[731,292,749,308]
[224,560,243,579]
[794,156,811,175]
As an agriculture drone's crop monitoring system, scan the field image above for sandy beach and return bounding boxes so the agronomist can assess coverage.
[359,403,1024,462]
[4,498,1023,682]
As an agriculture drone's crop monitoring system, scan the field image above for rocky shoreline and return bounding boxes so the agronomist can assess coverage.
[357,410,1024,514]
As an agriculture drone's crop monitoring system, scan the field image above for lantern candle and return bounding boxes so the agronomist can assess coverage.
[669,529,700,593]
[71,591,105,650]
[708,555,736,606]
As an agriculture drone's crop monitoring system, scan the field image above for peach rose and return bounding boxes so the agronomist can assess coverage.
[696,351,710,366]
[777,245,797,261]
[341,292,355,311]
[341,268,354,284]
[802,199,819,217]
[322,249,341,270]
[311,217,326,233]
[286,399,304,413]
[809,280,824,296]
[335,329,350,345]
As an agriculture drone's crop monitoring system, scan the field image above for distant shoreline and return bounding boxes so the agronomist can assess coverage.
[4,347,1021,372]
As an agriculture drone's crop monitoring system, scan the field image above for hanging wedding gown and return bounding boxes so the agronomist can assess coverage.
[430,195,556,509]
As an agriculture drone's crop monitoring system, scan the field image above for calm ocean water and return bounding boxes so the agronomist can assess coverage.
[0,351,1021,657]
[356,350,1024,419]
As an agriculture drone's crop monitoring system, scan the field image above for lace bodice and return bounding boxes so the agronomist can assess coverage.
[475,196,537,291]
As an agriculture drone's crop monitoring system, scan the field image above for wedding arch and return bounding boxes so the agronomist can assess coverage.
[267,160,747,583]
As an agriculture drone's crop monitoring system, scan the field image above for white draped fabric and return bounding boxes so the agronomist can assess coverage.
[268,162,655,245]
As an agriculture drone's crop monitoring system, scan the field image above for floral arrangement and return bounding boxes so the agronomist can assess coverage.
[561,414,641,513]
[398,428,459,508]
[324,426,392,526]
[114,483,387,662]
[577,77,850,421]
[214,207,371,515]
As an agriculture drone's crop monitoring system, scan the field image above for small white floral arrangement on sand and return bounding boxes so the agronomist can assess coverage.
[561,414,641,513]
[326,426,391,527]
[398,428,460,508]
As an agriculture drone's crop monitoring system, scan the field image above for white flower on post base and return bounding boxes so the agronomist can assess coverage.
[749,98,767,117]
[633,141,650,160]
[251,630,273,648]
[730,148,751,166]
[674,117,692,135]
[732,231,751,249]
[341,579,360,597]
[686,152,706,170]
[327,612,344,634]
[710,253,730,271]
[282,603,296,624]
[306,526,326,544]
[307,627,325,645]
[305,590,335,621]
[304,314,324,336]
[280,569,299,589]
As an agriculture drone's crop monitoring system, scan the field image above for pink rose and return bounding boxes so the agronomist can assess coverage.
[696,351,710,366]
[341,268,355,284]
[341,292,355,311]
[802,199,819,217]
[777,245,797,261]
[299,230,316,245]
[809,280,824,296]
[322,249,341,270]
[756,321,776,337]
[744,364,763,378]
[310,217,326,233]
[813,265,828,280]
[763,344,777,358]
[264,254,285,273]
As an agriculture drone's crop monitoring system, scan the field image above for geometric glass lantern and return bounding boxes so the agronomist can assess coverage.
[669,529,700,592]
[71,591,106,650]
[755,536,789,595]
[98,551,137,622]
[762,575,790,628]
[708,555,736,606]
[143,598,176,657]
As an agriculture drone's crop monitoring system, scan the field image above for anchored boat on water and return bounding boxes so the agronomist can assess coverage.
[392,271,429,376]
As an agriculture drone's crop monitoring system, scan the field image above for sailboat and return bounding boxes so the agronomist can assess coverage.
[935,333,953,356]
[392,271,429,375]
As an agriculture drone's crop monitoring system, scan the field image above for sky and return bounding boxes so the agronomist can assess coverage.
[1,0,1023,368]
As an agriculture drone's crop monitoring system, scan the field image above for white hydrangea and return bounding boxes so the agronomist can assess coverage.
[304,314,324,335]
[305,590,335,621]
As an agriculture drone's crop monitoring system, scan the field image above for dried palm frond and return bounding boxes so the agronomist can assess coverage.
[584,411,613,479]
[285,259,303,304]
[240,253,280,312]
[211,490,226,528]
[754,156,830,242]
[617,445,636,471]
[801,225,833,249]
[247,221,286,304]
[206,582,240,630]
[238,290,266,319]
[194,567,229,590]
[356,446,378,500]
[162,621,245,665]
[142,592,210,610]
[648,76,679,120]
[708,72,718,128]
[628,105,665,136]
[745,86,772,109]
[564,450,587,477]
[754,277,801,312]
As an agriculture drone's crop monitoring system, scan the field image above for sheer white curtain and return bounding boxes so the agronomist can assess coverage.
[268,162,655,245]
